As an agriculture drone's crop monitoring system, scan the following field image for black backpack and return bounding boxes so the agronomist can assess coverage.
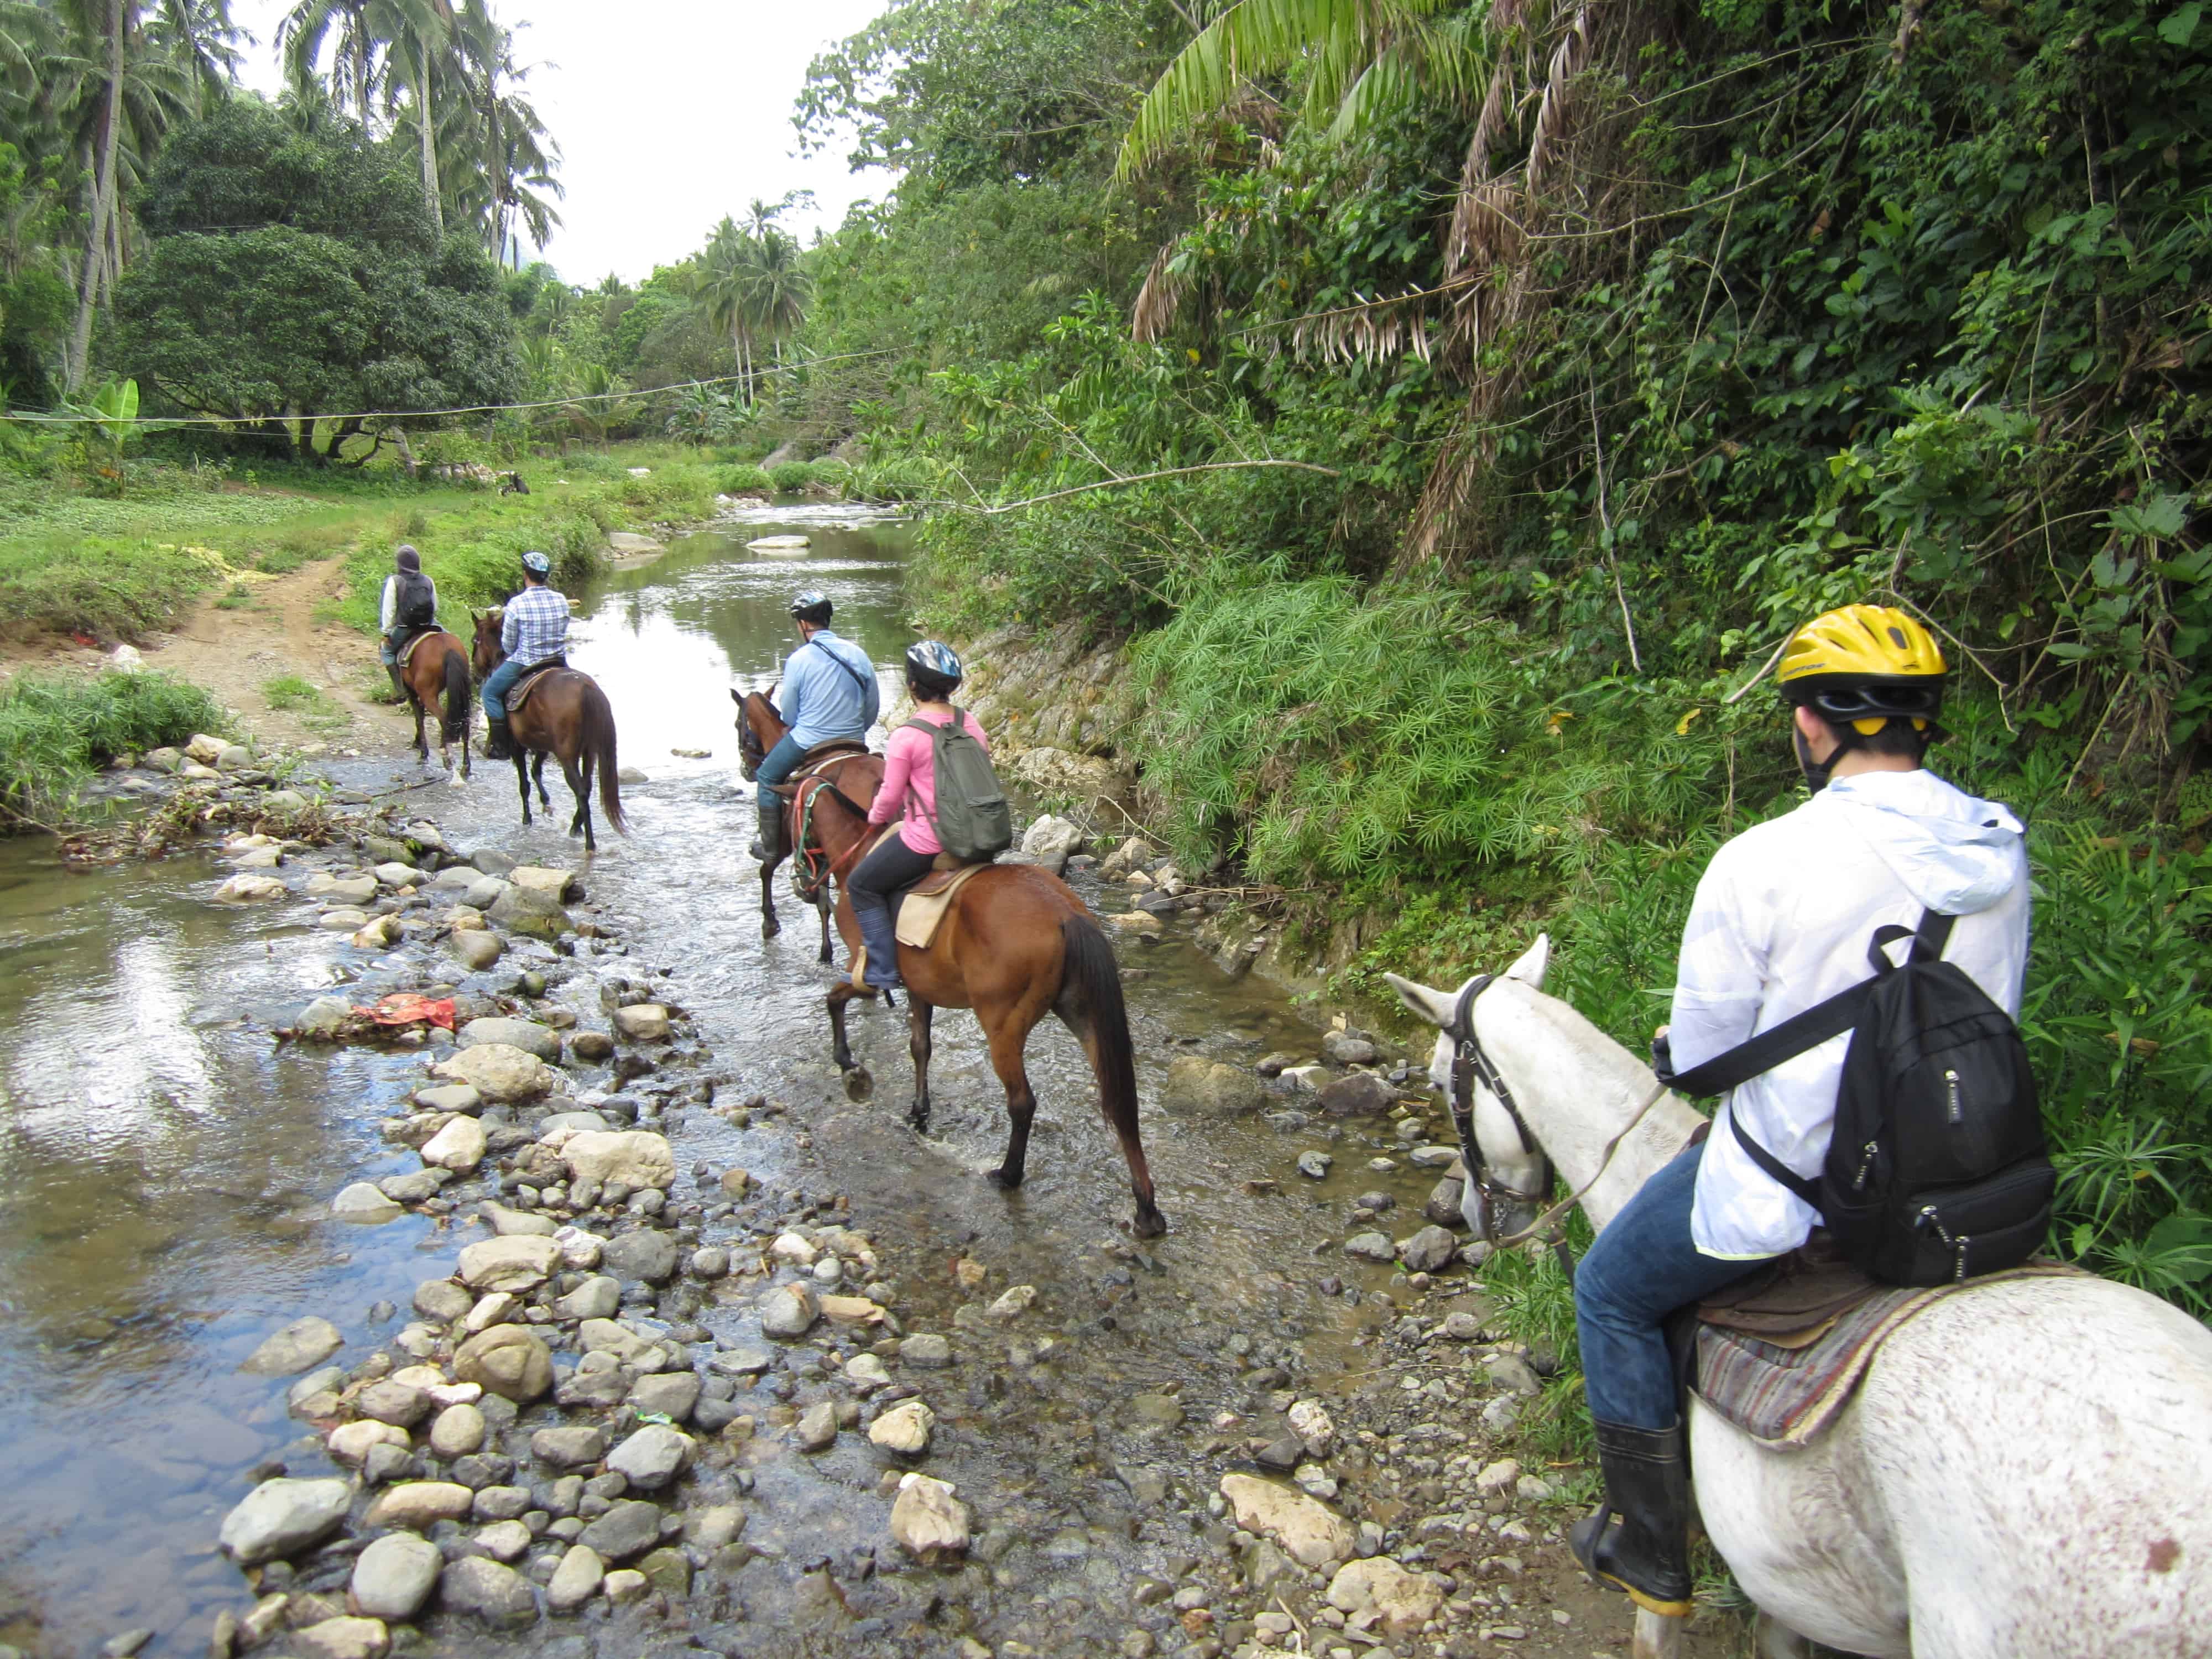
[1661,910,2054,1286]
[395,570,437,628]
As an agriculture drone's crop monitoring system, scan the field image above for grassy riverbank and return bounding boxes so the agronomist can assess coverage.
[0,442,749,650]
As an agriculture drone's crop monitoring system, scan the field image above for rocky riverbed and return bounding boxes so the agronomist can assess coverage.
[0,513,1738,1659]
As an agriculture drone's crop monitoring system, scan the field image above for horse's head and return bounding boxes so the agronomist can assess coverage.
[731,685,781,782]
[470,608,505,677]
[1386,936,1556,1243]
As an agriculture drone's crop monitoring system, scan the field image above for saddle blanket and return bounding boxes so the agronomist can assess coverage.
[395,629,441,670]
[506,659,566,712]
[1693,1260,2080,1447]
[894,860,991,949]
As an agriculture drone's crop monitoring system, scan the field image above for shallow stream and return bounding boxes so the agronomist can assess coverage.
[0,505,1629,1659]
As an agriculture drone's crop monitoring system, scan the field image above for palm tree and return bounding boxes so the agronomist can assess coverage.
[689,216,754,395]
[450,9,560,263]
[737,226,811,382]
[276,0,376,122]
[1116,0,1488,178]
[378,0,458,234]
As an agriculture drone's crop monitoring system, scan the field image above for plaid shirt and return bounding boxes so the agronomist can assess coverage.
[500,583,570,667]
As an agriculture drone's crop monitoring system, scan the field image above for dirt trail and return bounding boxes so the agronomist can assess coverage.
[7,554,426,754]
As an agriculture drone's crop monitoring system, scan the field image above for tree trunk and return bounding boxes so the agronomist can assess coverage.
[390,425,419,479]
[66,0,126,394]
[416,46,444,235]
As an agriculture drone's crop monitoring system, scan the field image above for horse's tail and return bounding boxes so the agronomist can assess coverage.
[1060,911,1162,1231]
[586,681,627,834]
[440,640,470,744]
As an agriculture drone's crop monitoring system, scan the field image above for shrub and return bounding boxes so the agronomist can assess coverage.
[770,461,812,493]
[721,465,772,495]
[0,670,223,826]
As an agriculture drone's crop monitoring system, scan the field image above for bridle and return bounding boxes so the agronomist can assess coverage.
[1444,975,1576,1280]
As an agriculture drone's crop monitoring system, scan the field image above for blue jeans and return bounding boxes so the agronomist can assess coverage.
[380,630,401,667]
[755,732,805,815]
[1574,1140,1776,1430]
[481,658,525,721]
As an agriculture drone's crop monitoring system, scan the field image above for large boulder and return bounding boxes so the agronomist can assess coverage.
[1018,815,1084,874]
[219,1478,351,1564]
[241,1316,343,1377]
[457,1017,562,1062]
[1326,1558,1443,1637]
[1162,1056,1264,1118]
[889,1474,971,1561]
[453,1324,553,1402]
[1218,1474,1355,1568]
[433,1043,557,1103]
[509,865,578,900]
[439,1557,536,1627]
[1317,1072,1396,1118]
[457,1235,561,1292]
[420,1115,487,1173]
[560,1130,675,1190]
[488,882,570,939]
[350,1533,442,1620]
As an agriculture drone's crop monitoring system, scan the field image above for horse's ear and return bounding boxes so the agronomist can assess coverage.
[1503,933,1551,989]
[729,688,742,706]
[1384,973,1460,1029]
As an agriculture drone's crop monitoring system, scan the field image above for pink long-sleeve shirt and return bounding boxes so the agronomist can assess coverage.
[868,706,990,856]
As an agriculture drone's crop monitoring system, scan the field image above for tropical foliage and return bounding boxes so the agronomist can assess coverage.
[768,0,2212,1315]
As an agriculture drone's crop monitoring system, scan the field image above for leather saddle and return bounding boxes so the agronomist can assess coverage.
[1667,1230,1885,1405]
[506,656,568,712]
[908,851,987,896]
[394,627,441,670]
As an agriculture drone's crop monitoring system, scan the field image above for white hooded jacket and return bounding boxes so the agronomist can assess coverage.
[1670,768,2031,1259]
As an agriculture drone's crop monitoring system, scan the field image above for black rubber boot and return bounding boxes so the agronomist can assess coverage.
[749,800,787,864]
[482,717,515,761]
[385,661,408,701]
[1569,1418,1695,1616]
[854,902,903,990]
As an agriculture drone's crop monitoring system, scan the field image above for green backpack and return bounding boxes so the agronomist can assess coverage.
[904,708,1013,863]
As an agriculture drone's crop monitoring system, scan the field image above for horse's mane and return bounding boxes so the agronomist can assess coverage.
[1504,976,1667,1099]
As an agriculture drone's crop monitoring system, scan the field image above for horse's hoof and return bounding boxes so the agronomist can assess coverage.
[985,1167,1024,1191]
[1131,1207,1168,1239]
[907,1108,930,1133]
[842,1067,873,1102]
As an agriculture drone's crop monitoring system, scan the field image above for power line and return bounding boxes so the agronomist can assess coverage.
[6,348,908,427]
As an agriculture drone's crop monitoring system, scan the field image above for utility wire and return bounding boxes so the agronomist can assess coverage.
[7,347,907,428]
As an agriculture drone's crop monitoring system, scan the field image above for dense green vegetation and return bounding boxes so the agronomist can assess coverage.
[765,0,2212,1317]
[0,669,221,824]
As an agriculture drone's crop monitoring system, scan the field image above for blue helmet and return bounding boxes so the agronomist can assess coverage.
[905,639,963,696]
[520,550,552,577]
[789,589,832,624]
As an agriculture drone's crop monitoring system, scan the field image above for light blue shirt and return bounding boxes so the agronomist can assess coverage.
[782,629,879,748]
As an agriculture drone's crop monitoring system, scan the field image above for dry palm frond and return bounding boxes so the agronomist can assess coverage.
[1289,289,1434,364]
[1132,242,1192,343]
[1523,4,1593,201]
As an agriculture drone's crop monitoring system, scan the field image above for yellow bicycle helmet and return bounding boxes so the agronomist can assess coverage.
[1777,604,1947,735]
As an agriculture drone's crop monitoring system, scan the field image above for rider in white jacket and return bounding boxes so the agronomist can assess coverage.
[1569,605,2031,1617]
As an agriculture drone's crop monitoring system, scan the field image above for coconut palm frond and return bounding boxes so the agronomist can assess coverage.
[1288,289,1433,365]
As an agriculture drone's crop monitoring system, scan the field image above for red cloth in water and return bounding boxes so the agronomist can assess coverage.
[361,993,456,1030]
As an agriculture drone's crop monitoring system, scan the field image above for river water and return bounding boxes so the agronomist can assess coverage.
[0,505,1610,1659]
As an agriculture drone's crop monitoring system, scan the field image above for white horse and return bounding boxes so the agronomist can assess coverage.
[1387,937,2212,1659]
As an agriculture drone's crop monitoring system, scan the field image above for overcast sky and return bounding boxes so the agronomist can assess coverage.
[230,0,895,284]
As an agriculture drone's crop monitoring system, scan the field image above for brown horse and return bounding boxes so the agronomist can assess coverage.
[394,627,472,778]
[787,773,1164,1237]
[733,687,884,962]
[469,609,626,852]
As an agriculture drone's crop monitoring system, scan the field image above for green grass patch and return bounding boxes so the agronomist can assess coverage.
[263,674,332,714]
[0,671,223,827]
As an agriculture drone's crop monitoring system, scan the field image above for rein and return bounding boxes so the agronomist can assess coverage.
[791,758,880,898]
[1446,977,1680,1276]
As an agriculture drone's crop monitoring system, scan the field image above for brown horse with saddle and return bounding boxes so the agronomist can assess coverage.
[392,626,473,779]
[469,609,625,851]
[735,687,883,961]
[734,668,1164,1238]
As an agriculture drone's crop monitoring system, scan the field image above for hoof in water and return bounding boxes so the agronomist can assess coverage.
[985,1167,1023,1191]
[842,1066,873,1103]
[1130,1206,1168,1239]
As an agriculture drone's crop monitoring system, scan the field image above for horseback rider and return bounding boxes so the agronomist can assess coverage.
[1569,605,2030,1616]
[481,550,569,761]
[378,545,438,701]
[749,590,879,865]
[846,641,986,990]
